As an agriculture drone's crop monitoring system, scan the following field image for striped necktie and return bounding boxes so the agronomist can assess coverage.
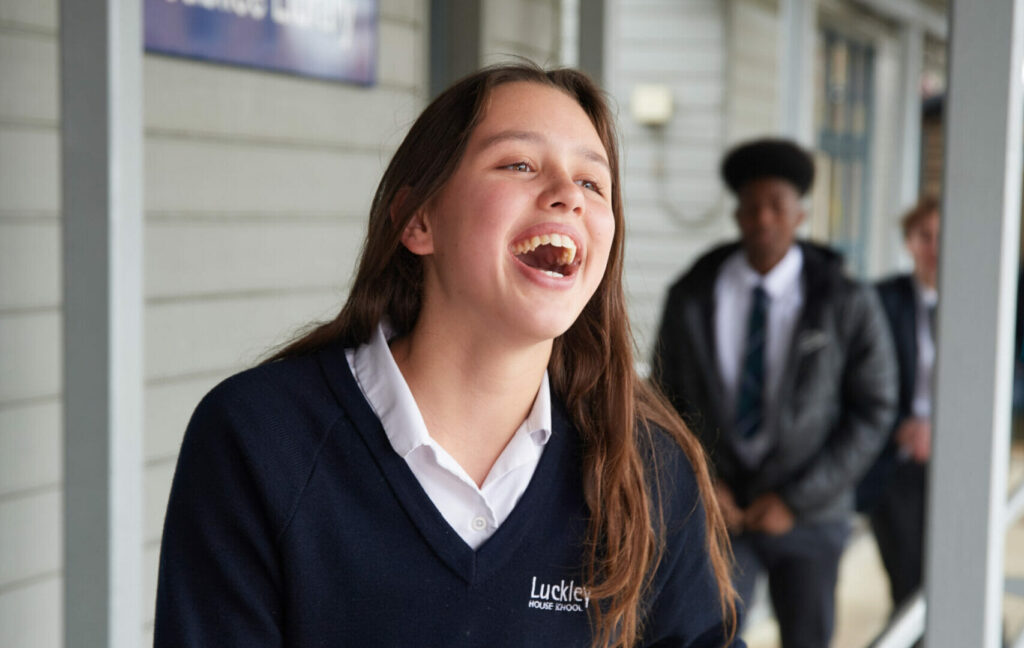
[735,285,769,439]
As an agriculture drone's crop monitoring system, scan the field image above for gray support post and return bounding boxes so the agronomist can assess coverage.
[60,0,143,646]
[777,0,815,146]
[429,0,481,99]
[577,0,605,85]
[926,2,1023,646]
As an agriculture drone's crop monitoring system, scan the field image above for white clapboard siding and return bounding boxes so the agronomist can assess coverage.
[626,232,721,286]
[144,136,385,217]
[726,0,780,142]
[0,2,63,641]
[624,139,724,173]
[618,47,723,77]
[0,576,62,648]
[381,0,422,24]
[145,290,343,382]
[378,19,425,88]
[622,172,725,221]
[144,58,423,152]
[0,128,60,213]
[0,31,59,123]
[0,0,56,31]
[0,401,61,496]
[145,220,365,299]
[621,6,719,39]
[0,489,61,588]
[0,222,60,309]
[0,311,61,404]
[609,0,731,353]
[624,229,733,355]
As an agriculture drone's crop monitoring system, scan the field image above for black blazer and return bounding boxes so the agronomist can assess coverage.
[877,274,919,422]
[856,274,919,512]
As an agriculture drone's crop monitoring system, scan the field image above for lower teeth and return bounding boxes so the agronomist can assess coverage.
[541,270,564,278]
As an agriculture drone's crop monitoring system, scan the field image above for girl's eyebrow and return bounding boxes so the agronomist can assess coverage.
[478,129,610,171]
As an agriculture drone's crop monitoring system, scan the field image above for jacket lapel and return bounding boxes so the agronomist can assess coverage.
[773,246,831,435]
[687,272,731,430]
[896,275,919,411]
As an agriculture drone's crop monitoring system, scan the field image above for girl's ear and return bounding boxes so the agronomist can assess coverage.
[400,207,434,256]
[391,187,434,256]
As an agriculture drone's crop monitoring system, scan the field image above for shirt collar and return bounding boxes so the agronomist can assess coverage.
[350,322,552,459]
[521,372,553,445]
[913,277,939,307]
[729,244,804,299]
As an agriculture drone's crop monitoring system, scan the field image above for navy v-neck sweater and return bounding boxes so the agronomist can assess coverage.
[154,341,740,647]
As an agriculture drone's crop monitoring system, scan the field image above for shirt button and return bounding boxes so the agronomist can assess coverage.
[471,516,488,532]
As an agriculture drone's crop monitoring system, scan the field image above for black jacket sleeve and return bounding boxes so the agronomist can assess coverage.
[651,281,710,438]
[153,386,285,647]
[780,284,899,515]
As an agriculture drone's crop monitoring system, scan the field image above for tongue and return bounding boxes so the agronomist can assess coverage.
[516,244,565,272]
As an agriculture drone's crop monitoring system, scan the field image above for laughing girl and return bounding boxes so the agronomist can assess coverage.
[154,64,740,648]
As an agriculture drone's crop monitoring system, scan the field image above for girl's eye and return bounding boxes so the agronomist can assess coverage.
[503,161,532,172]
[577,179,603,194]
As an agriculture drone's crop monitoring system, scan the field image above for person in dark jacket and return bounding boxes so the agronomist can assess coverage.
[858,196,940,611]
[652,138,897,648]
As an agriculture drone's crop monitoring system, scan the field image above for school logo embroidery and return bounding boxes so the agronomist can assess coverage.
[527,576,591,612]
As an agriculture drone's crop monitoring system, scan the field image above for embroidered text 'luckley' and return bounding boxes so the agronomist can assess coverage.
[527,576,591,612]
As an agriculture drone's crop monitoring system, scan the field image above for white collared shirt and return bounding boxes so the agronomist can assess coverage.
[346,323,552,550]
[714,245,805,464]
[912,279,938,418]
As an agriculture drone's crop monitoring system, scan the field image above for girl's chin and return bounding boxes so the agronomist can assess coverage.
[510,311,586,345]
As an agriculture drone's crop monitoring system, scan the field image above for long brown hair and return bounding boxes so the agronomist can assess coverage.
[267,63,736,647]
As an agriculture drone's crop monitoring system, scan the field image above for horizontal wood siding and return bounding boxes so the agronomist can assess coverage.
[609,0,733,360]
[0,1,62,644]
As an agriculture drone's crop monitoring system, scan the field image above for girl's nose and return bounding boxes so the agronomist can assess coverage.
[541,171,585,215]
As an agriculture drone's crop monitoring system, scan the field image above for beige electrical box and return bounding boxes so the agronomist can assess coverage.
[630,84,674,126]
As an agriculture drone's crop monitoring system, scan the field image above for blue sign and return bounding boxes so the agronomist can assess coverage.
[145,0,377,85]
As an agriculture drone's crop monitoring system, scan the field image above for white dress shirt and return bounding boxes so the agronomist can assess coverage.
[714,245,805,466]
[912,279,938,419]
[346,323,552,550]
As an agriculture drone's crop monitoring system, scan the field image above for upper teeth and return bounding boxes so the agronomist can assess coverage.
[511,233,577,265]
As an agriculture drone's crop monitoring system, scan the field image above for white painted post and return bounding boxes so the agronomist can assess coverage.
[60,0,143,646]
[926,1,1023,646]
[777,0,815,146]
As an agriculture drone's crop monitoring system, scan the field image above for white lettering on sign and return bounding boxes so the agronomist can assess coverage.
[271,0,357,48]
[166,0,359,47]
[172,0,269,20]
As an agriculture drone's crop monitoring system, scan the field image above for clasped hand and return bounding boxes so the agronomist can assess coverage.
[715,483,794,536]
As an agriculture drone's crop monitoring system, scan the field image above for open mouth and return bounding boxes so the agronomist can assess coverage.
[510,232,581,278]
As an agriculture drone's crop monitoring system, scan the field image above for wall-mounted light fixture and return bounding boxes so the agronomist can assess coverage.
[630,83,724,226]
[630,84,674,127]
